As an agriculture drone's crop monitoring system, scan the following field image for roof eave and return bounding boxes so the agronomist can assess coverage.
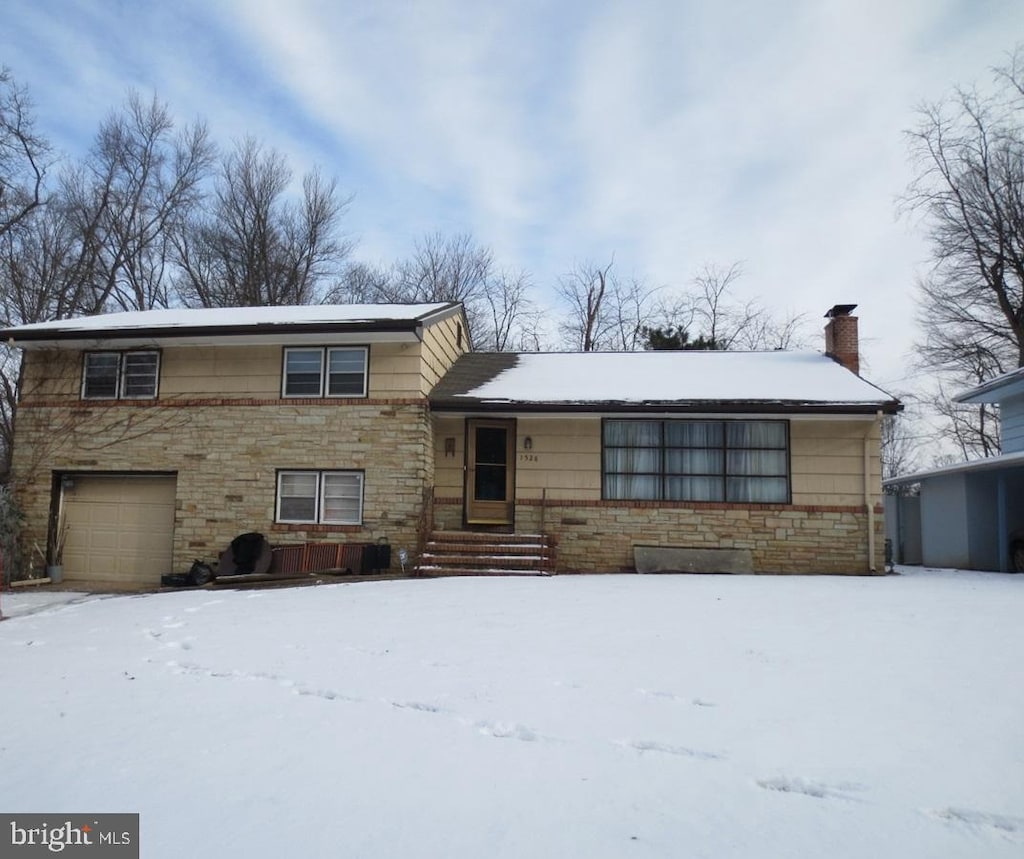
[884,449,1024,486]
[2,318,427,347]
[954,374,1024,404]
[430,399,900,415]
[414,301,466,329]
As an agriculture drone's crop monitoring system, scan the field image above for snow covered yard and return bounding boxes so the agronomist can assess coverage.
[1,568,1021,858]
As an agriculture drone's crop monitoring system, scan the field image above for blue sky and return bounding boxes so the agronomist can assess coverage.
[1,0,1021,391]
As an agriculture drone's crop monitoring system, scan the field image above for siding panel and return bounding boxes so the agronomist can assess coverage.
[420,314,466,394]
[1001,394,1024,453]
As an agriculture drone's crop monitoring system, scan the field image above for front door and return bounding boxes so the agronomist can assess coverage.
[465,419,516,526]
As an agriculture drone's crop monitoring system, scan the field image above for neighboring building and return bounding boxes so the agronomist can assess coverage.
[885,367,1024,572]
[2,302,898,586]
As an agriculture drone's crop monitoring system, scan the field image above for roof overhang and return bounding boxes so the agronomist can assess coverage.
[1,303,467,350]
[954,367,1024,404]
[432,408,882,421]
[7,322,425,350]
[884,450,1024,486]
[431,400,896,416]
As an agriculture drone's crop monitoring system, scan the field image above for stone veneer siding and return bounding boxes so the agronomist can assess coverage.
[12,398,433,576]
[433,497,885,575]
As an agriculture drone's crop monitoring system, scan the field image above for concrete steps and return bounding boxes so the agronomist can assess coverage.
[416,531,556,577]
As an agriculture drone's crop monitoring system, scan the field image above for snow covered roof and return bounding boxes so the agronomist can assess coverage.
[955,366,1024,404]
[1,303,461,346]
[430,351,900,414]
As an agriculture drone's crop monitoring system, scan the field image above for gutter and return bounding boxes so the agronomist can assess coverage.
[2,318,427,345]
[429,400,901,416]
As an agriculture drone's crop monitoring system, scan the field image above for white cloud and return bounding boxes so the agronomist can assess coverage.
[1,0,1021,389]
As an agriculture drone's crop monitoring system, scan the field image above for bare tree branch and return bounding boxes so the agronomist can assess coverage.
[61,91,214,312]
[556,257,659,351]
[647,262,810,351]
[0,67,51,240]
[903,46,1024,456]
[174,137,351,307]
[332,233,537,350]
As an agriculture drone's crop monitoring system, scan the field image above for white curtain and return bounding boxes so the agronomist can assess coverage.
[727,421,786,448]
[666,421,723,447]
[725,422,788,502]
[604,422,660,499]
[604,420,789,502]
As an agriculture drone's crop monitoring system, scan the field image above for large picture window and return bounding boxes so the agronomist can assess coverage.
[603,420,789,503]
[276,471,364,525]
[82,351,160,399]
[282,347,368,398]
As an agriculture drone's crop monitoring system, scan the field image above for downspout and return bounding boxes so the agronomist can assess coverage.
[864,414,879,573]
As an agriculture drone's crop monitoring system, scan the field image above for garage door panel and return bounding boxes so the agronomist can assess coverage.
[88,529,119,551]
[138,508,175,528]
[62,475,176,586]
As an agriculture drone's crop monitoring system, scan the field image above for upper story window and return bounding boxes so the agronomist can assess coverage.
[603,419,790,504]
[82,351,160,400]
[282,347,368,398]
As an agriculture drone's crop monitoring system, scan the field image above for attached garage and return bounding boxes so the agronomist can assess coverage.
[60,474,177,587]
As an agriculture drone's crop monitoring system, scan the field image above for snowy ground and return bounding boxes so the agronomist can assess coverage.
[1,567,1021,858]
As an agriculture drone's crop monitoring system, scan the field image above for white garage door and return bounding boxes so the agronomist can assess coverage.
[62,474,177,587]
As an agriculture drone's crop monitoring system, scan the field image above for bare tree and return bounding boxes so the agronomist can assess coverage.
[556,258,658,351]
[881,410,922,483]
[687,262,749,348]
[395,232,491,306]
[928,381,1001,460]
[608,275,660,351]
[327,261,397,304]
[59,91,214,313]
[396,234,538,350]
[480,268,534,351]
[331,233,536,350]
[650,262,809,351]
[0,202,80,325]
[0,68,51,240]
[556,258,613,351]
[730,305,810,350]
[175,137,351,307]
[508,302,551,351]
[904,46,1024,456]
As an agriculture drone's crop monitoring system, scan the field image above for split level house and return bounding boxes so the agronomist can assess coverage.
[2,302,899,587]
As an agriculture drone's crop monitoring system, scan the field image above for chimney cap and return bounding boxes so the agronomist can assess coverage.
[825,304,858,318]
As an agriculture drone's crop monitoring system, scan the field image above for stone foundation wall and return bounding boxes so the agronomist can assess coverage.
[12,400,432,576]
[434,497,885,575]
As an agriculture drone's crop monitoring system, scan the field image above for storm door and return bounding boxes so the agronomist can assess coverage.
[465,419,516,526]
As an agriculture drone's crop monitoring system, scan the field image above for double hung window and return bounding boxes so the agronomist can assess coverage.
[282,347,368,398]
[276,471,364,525]
[603,420,789,503]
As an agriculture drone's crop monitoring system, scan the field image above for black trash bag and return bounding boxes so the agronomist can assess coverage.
[161,559,215,588]
[189,559,215,585]
[161,573,192,588]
